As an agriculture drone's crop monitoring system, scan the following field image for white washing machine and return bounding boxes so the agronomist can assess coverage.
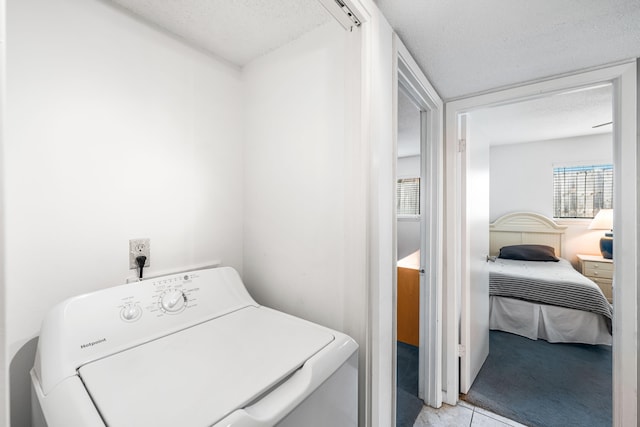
[30,267,358,426]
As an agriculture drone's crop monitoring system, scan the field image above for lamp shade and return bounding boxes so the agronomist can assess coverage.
[589,209,613,259]
[588,209,613,231]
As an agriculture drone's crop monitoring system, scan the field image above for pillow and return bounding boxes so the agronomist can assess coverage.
[498,244,559,262]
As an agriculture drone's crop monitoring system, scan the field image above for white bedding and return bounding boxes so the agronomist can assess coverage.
[489,257,612,345]
[489,258,598,288]
[490,297,612,345]
[491,258,594,286]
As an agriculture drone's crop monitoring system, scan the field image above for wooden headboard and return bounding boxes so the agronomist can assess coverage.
[489,212,568,257]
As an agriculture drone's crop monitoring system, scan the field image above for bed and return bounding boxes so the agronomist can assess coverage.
[489,212,612,346]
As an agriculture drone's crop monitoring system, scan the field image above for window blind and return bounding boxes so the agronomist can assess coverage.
[397,178,420,216]
[553,164,613,218]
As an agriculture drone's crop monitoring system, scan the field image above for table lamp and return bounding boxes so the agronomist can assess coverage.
[588,208,613,259]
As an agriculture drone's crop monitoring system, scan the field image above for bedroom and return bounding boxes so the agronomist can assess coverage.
[465,84,614,426]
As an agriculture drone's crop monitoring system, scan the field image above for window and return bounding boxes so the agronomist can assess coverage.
[397,177,420,216]
[553,164,613,218]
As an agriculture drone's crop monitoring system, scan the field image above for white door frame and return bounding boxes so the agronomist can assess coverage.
[444,61,638,426]
[393,35,444,411]
[318,1,385,425]
[320,0,398,425]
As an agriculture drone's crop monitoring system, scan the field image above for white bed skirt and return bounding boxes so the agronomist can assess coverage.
[490,296,612,346]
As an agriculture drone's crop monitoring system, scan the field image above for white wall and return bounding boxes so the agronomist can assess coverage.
[397,155,420,259]
[242,21,349,334]
[242,16,385,424]
[490,133,613,263]
[0,0,6,423]
[5,0,243,424]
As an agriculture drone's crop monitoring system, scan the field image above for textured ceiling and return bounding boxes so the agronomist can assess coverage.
[106,1,640,99]
[107,1,622,154]
[374,0,640,100]
[471,84,613,145]
[398,84,612,157]
[108,0,331,65]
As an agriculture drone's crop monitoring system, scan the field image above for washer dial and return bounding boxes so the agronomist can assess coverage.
[120,304,142,322]
[160,289,187,313]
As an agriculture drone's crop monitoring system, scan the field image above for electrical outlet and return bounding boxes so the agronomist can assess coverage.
[129,238,150,269]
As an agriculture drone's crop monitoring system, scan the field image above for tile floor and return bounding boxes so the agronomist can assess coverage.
[413,400,528,427]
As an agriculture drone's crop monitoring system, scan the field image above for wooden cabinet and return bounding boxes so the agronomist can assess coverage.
[577,254,614,303]
[397,251,420,346]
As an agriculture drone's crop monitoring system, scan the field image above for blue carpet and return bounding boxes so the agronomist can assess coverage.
[397,342,423,427]
[463,331,612,427]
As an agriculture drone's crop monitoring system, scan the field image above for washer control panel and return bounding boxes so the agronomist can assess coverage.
[116,273,200,322]
[37,267,257,395]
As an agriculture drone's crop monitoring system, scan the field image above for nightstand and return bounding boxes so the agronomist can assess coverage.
[577,254,614,303]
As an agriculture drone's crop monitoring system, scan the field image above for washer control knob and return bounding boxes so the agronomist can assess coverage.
[160,289,186,313]
[121,304,142,322]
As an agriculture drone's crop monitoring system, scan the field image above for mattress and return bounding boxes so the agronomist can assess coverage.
[489,257,612,333]
[488,257,613,345]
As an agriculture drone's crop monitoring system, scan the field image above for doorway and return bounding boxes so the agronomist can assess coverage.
[392,35,444,426]
[443,62,638,425]
[460,84,615,426]
[395,85,423,427]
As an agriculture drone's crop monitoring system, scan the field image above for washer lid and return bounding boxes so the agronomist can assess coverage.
[78,306,334,427]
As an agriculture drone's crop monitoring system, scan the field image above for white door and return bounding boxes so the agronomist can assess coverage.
[459,114,490,393]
